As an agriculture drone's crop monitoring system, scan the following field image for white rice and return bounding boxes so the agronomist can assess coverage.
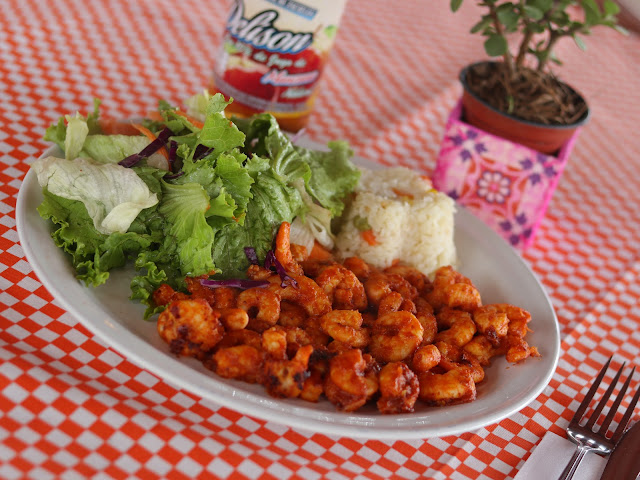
[335,166,457,277]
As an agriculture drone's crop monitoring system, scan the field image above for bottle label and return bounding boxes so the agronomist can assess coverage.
[213,0,346,115]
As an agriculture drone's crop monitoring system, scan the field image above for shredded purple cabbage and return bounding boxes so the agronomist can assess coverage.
[119,153,145,167]
[264,250,298,289]
[163,171,184,180]
[167,140,178,170]
[200,278,269,289]
[118,126,175,168]
[194,144,214,160]
[244,247,259,265]
[139,127,174,157]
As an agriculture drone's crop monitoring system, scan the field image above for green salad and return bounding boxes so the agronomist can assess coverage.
[33,92,360,316]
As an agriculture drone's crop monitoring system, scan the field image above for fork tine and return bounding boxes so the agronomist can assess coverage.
[611,378,640,444]
[585,361,626,430]
[571,356,612,424]
[599,366,635,434]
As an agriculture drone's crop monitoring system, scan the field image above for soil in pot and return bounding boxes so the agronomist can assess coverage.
[460,61,590,154]
[465,61,588,126]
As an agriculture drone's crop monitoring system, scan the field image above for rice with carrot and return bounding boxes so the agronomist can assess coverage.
[334,166,457,277]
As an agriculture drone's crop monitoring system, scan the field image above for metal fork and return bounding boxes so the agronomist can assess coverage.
[558,356,640,480]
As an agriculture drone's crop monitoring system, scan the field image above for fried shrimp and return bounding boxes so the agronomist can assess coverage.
[474,304,539,363]
[157,298,224,359]
[261,326,288,359]
[261,344,313,398]
[274,221,305,276]
[315,264,368,311]
[211,345,263,383]
[384,264,432,294]
[218,308,249,331]
[267,274,331,316]
[324,349,378,412]
[463,335,503,365]
[411,344,441,373]
[377,362,420,414]
[415,297,438,345]
[473,304,515,345]
[418,368,476,406]
[369,311,424,363]
[342,257,372,281]
[277,301,307,328]
[426,266,482,312]
[319,310,370,348]
[434,312,477,348]
[364,271,418,307]
[436,341,484,383]
[236,287,281,332]
[153,283,189,306]
[378,292,416,316]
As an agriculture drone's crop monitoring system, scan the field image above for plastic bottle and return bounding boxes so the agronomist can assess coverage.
[209,0,348,132]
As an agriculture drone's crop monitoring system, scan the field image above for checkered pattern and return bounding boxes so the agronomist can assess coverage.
[2,0,639,478]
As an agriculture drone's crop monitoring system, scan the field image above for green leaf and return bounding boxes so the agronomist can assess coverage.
[581,0,602,25]
[43,117,67,151]
[496,3,519,31]
[549,50,563,65]
[527,22,546,33]
[550,10,570,27]
[296,141,360,217]
[523,5,544,20]
[64,113,89,160]
[603,0,620,16]
[213,151,254,221]
[484,34,508,56]
[573,34,587,51]
[158,181,217,277]
[197,94,245,155]
[470,16,493,34]
[526,0,553,11]
[450,0,463,12]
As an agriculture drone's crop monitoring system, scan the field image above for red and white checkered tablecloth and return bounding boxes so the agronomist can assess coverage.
[2,1,639,479]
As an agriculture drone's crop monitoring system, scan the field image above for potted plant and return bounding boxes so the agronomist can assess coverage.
[452,0,625,153]
[433,0,625,249]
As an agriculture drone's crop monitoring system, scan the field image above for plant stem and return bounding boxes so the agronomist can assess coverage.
[488,3,515,77]
[516,29,533,68]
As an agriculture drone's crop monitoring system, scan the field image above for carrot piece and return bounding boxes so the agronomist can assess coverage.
[98,117,141,136]
[392,188,414,199]
[361,229,377,246]
[131,124,169,159]
[308,241,333,261]
[174,110,205,129]
[146,110,164,122]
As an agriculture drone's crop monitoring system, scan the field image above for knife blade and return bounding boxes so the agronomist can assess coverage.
[600,420,640,480]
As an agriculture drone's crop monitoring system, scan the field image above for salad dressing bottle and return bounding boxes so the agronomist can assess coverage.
[209,0,348,132]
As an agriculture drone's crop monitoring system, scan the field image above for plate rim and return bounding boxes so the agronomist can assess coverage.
[15,145,560,439]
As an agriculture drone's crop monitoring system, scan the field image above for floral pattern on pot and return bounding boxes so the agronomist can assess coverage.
[433,100,580,250]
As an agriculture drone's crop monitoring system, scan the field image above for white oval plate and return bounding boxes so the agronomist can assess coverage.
[16,145,560,439]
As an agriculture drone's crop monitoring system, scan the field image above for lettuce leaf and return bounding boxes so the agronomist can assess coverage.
[158,181,217,277]
[294,140,359,217]
[64,113,89,160]
[32,156,159,234]
[37,188,153,286]
[44,99,102,154]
